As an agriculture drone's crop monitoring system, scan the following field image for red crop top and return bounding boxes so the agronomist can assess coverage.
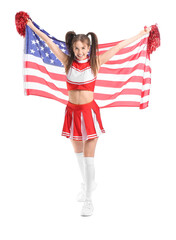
[66,56,96,91]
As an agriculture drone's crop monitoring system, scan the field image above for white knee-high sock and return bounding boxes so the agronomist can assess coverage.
[75,152,85,184]
[84,157,95,200]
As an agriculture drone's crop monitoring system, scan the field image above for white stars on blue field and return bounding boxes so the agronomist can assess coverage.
[25,22,68,67]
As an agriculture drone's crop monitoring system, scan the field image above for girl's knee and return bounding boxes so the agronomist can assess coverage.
[70,139,83,153]
[84,138,98,157]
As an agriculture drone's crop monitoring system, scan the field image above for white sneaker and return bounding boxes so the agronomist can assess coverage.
[81,199,94,217]
[77,182,97,202]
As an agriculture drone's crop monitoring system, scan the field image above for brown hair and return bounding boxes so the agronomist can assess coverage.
[65,31,99,76]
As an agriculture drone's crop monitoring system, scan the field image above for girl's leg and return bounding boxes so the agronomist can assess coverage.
[70,137,98,157]
[70,140,85,183]
[83,138,98,157]
[70,139,83,153]
[70,138,98,200]
[83,138,98,200]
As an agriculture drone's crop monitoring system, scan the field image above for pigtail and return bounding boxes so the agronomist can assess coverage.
[65,31,76,74]
[65,31,76,56]
[86,32,100,76]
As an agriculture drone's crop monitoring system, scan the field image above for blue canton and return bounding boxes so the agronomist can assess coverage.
[25,22,68,67]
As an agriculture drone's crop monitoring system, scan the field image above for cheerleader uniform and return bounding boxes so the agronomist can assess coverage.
[61,55,105,141]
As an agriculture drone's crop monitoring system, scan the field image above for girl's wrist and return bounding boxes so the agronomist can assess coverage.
[27,19,33,28]
[139,30,145,37]
[139,26,151,37]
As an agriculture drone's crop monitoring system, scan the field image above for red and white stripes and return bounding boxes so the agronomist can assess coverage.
[24,34,151,109]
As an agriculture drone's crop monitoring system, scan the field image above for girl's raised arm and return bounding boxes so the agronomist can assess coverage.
[27,19,68,67]
[98,27,151,66]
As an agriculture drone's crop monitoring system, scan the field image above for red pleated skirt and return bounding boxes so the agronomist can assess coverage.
[61,100,105,141]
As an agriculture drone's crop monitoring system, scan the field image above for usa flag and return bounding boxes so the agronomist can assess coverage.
[24,22,151,109]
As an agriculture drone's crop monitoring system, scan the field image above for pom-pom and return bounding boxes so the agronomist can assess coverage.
[15,11,30,37]
[147,24,160,54]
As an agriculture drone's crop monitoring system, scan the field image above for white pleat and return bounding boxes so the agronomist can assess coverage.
[81,112,88,141]
[91,109,103,137]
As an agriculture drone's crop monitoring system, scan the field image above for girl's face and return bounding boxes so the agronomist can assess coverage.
[73,40,90,60]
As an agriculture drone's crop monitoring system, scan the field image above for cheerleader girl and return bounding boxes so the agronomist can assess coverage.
[27,19,150,217]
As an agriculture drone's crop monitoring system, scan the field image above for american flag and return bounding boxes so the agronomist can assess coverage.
[24,22,151,109]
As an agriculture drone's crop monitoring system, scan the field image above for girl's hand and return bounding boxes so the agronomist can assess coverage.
[140,26,151,36]
[27,19,33,27]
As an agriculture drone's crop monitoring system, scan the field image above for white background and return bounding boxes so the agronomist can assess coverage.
[1,0,176,239]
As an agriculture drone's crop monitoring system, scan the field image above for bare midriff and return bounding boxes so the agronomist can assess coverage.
[68,90,94,105]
